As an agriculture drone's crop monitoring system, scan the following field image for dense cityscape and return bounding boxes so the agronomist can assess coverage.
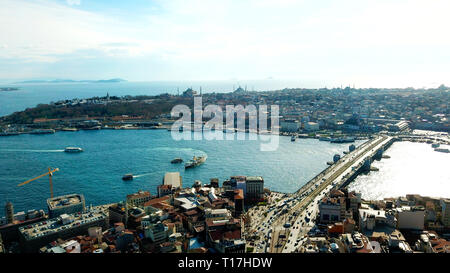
[1,2,449,270]
[0,85,449,254]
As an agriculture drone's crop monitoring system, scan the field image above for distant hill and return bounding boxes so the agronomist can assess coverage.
[15,78,127,84]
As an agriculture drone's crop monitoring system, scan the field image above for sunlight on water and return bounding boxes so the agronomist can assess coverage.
[348,141,450,200]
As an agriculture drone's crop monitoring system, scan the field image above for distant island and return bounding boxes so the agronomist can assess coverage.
[14,78,127,84]
[0,87,19,92]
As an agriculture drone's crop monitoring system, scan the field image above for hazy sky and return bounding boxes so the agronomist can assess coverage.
[1,0,449,88]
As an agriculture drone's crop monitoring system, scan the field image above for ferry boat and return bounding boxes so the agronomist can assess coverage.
[83,126,101,130]
[434,148,450,153]
[64,147,83,153]
[122,174,134,180]
[171,158,183,164]
[185,155,207,169]
[61,127,78,132]
[30,129,55,135]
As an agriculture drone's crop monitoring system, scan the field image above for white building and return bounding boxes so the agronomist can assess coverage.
[205,209,232,221]
[280,119,300,132]
[304,122,320,132]
[60,240,81,253]
[359,207,396,231]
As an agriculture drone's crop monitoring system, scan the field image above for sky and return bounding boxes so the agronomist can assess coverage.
[0,0,449,88]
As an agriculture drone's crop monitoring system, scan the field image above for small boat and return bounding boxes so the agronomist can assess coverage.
[64,147,83,153]
[122,174,134,180]
[61,127,78,132]
[185,155,207,169]
[431,143,440,148]
[291,135,296,142]
[171,158,183,164]
[434,148,450,153]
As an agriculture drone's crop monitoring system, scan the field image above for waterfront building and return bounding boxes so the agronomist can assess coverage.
[245,176,264,202]
[388,121,409,132]
[126,191,151,208]
[19,208,108,252]
[280,119,300,132]
[163,172,182,190]
[304,121,320,132]
[47,194,85,219]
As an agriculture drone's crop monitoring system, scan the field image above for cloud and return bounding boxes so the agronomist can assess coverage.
[0,0,450,86]
[66,0,81,6]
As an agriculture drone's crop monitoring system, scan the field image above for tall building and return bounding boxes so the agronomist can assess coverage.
[441,199,450,228]
[245,176,264,202]
[319,197,346,224]
[47,194,85,218]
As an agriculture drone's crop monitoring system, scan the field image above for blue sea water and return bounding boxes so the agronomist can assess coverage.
[0,130,364,215]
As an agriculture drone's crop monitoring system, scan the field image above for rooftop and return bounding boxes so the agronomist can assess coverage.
[47,194,84,210]
[19,209,107,241]
[163,172,182,188]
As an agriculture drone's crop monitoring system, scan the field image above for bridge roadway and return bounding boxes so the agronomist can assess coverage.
[269,135,391,253]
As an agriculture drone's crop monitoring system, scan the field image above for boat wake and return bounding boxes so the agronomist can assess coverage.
[0,149,65,153]
[148,147,207,157]
[132,172,154,178]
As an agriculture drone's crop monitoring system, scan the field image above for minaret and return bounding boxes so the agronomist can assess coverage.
[5,202,14,224]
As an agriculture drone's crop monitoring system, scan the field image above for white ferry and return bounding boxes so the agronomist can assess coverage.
[64,147,83,153]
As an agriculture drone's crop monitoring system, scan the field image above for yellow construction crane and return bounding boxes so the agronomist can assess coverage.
[17,167,60,198]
